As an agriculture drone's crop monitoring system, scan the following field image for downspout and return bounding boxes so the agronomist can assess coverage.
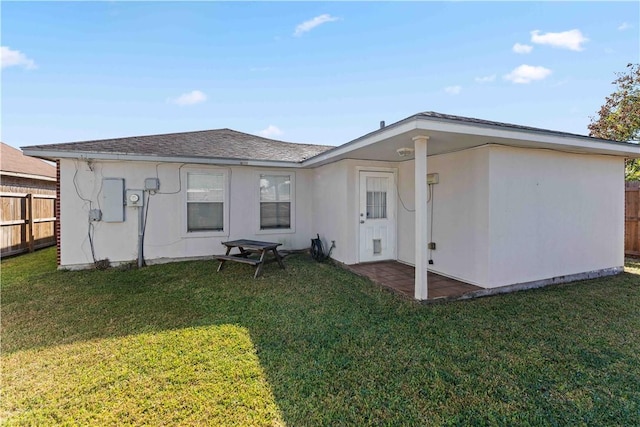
[138,203,144,268]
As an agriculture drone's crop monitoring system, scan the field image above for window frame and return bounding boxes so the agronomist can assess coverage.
[182,167,229,238]
[255,171,296,235]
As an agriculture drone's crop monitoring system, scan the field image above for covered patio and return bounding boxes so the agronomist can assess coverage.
[305,112,636,300]
[347,261,481,300]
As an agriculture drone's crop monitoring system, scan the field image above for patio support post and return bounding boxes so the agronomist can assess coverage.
[413,135,429,300]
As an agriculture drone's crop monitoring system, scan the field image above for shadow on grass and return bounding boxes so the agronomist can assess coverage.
[2,248,640,425]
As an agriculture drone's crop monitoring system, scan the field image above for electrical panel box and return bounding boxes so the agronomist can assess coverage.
[102,178,125,222]
[427,173,439,185]
[126,190,144,207]
[145,178,160,191]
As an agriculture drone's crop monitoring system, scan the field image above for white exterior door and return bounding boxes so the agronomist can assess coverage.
[358,171,396,262]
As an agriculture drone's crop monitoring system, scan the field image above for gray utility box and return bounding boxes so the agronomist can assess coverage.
[102,178,125,222]
[145,178,160,191]
[89,209,102,222]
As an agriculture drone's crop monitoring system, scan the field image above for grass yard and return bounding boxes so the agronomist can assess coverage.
[2,248,640,426]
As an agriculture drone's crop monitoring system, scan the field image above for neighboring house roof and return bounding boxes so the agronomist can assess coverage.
[22,128,334,163]
[1,142,56,180]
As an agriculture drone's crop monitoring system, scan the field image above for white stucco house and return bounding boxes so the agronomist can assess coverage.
[23,112,640,300]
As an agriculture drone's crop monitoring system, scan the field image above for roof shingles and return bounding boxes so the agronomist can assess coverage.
[417,111,605,140]
[24,129,334,163]
[23,111,635,165]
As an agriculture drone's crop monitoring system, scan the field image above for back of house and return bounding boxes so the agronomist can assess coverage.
[22,112,639,299]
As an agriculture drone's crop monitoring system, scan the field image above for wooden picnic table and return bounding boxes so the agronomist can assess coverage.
[215,239,285,278]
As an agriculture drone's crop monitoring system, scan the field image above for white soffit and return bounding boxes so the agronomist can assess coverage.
[302,117,640,167]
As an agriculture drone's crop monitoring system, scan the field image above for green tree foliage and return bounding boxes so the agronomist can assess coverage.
[588,63,640,181]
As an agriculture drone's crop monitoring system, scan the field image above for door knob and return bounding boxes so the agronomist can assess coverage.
[360,220,365,224]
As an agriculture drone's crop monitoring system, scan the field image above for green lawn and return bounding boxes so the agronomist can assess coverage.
[2,248,639,426]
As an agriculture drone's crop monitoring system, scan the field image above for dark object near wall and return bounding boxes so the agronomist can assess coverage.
[310,234,335,262]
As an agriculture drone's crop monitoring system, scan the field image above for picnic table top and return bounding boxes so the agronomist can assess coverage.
[222,239,282,250]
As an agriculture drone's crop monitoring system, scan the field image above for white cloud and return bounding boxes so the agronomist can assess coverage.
[294,14,340,37]
[618,22,632,31]
[444,85,462,95]
[512,43,533,54]
[168,90,207,106]
[475,74,496,83]
[259,125,283,138]
[530,29,588,51]
[504,65,552,84]
[1,46,37,69]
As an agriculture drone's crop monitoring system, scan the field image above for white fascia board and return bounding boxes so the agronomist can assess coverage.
[20,149,302,169]
[0,171,57,181]
[301,120,419,167]
[415,118,640,157]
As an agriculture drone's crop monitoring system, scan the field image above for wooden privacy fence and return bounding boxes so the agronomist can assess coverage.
[626,182,640,257]
[1,192,57,256]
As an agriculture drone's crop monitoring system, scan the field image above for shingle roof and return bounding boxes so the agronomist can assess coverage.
[23,111,635,166]
[416,111,604,141]
[24,128,334,163]
[1,142,56,178]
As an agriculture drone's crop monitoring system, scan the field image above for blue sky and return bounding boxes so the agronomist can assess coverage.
[2,1,639,148]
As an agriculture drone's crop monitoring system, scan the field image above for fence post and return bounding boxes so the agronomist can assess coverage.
[19,195,27,252]
[26,193,34,253]
[625,181,640,257]
[637,185,640,255]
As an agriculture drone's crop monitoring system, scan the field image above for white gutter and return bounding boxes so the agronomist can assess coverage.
[0,171,57,181]
[20,149,303,169]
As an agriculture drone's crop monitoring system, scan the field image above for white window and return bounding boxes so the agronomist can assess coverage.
[260,174,291,230]
[186,172,224,232]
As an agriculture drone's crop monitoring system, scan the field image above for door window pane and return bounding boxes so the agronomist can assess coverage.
[366,177,388,219]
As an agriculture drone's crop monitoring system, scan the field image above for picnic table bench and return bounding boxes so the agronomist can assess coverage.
[215,239,285,278]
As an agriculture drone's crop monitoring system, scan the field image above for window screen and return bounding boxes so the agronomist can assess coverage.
[187,173,224,231]
[260,175,291,229]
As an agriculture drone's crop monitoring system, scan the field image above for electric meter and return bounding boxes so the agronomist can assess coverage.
[125,190,144,207]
